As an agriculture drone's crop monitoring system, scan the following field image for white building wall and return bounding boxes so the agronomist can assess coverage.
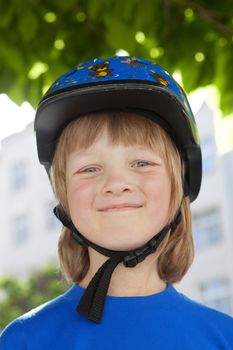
[176,102,233,315]
[0,123,61,278]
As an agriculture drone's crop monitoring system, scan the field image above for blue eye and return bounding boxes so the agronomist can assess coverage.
[134,161,151,168]
[82,167,98,173]
[81,161,151,173]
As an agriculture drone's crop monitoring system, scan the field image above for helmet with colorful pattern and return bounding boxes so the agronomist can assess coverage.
[35,55,201,202]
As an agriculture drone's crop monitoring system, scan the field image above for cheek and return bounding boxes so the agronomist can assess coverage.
[141,171,171,198]
[67,181,95,215]
[141,172,171,217]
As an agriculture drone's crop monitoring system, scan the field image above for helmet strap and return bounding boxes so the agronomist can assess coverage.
[53,200,183,323]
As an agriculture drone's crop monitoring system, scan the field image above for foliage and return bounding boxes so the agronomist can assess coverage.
[0,0,232,115]
[0,263,69,331]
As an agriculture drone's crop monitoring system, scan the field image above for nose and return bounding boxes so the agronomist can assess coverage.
[102,174,134,196]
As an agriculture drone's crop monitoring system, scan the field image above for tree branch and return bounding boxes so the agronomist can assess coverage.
[185,0,233,37]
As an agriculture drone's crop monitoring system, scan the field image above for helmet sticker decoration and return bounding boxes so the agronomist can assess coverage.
[88,61,119,78]
[150,69,170,86]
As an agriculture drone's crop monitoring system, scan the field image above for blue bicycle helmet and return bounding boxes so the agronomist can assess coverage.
[34,55,202,324]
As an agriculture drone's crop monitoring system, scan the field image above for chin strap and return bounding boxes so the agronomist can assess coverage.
[53,203,182,324]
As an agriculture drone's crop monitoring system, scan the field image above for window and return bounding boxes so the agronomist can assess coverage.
[192,208,223,250]
[10,161,28,191]
[12,214,30,244]
[201,138,216,175]
[200,279,232,315]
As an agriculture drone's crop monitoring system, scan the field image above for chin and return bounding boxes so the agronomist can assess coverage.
[98,235,149,252]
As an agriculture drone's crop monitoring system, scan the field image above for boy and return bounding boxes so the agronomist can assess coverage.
[0,56,232,349]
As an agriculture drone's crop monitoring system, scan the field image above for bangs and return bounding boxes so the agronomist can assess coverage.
[56,110,178,167]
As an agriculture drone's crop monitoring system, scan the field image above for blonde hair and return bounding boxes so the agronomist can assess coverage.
[50,111,194,285]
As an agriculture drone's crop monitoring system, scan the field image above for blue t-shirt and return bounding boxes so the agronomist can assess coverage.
[1,282,233,349]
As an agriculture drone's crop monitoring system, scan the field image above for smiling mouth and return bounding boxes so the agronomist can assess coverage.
[100,206,142,212]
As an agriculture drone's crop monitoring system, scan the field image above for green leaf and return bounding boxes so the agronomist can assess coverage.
[0,264,68,330]
[18,10,39,42]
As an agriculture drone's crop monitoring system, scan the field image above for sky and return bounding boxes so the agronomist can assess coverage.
[0,94,35,142]
[0,90,233,154]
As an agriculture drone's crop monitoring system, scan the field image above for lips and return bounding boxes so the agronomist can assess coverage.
[99,204,142,211]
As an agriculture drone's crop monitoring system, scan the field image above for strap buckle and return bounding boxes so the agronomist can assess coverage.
[123,237,158,267]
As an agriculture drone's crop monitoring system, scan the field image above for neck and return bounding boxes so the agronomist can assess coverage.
[79,247,166,297]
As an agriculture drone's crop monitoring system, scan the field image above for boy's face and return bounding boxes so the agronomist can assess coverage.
[65,128,171,251]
